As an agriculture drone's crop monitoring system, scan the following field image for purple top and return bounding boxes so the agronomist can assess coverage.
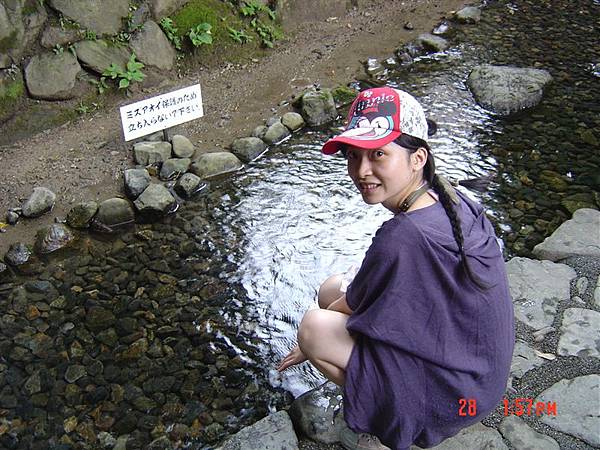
[343,191,515,450]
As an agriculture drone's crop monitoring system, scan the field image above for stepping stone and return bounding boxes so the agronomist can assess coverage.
[510,340,546,378]
[557,308,600,358]
[536,374,600,447]
[424,422,507,449]
[498,416,559,449]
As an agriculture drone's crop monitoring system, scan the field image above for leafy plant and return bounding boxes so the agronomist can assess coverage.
[160,17,182,50]
[90,77,110,95]
[227,27,252,43]
[252,19,281,48]
[102,54,145,90]
[52,44,64,55]
[240,0,276,20]
[188,23,213,47]
[83,29,97,41]
[75,101,100,115]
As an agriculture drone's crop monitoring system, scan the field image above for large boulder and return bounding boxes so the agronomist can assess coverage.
[230,137,267,162]
[48,0,129,36]
[190,152,243,178]
[133,184,176,216]
[532,208,600,261]
[288,382,346,444]
[299,89,338,126]
[94,198,135,230]
[467,65,553,115]
[22,187,56,218]
[0,0,47,68]
[130,20,175,71]
[24,51,81,100]
[74,39,130,75]
[217,410,298,450]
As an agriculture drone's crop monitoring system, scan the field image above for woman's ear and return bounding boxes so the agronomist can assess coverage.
[411,147,429,171]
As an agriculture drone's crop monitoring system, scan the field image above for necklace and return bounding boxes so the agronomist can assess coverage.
[397,183,430,213]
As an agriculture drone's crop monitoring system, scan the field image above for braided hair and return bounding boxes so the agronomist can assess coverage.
[393,133,490,290]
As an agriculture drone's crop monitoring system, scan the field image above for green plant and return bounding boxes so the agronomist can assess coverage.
[102,54,145,89]
[83,29,97,41]
[188,23,213,46]
[160,17,182,50]
[90,77,110,95]
[252,19,281,48]
[52,44,64,55]
[240,0,276,20]
[227,27,252,43]
[76,101,100,115]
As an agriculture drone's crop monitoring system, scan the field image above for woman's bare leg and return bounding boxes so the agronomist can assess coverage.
[318,273,345,309]
[297,308,355,386]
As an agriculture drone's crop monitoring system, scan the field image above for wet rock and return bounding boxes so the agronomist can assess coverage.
[331,85,358,107]
[281,112,305,131]
[64,365,86,383]
[454,6,482,23]
[134,184,177,215]
[24,51,81,100]
[252,125,267,140]
[6,210,19,225]
[266,116,280,127]
[73,39,130,75]
[94,198,135,230]
[533,208,600,261]
[537,374,599,447]
[364,58,387,77]
[506,257,575,330]
[130,20,175,70]
[557,308,600,358]
[299,88,338,126]
[432,21,450,35]
[119,338,149,360]
[190,152,243,179]
[124,168,151,199]
[539,170,569,191]
[498,416,559,450]
[467,65,553,116]
[288,381,345,444]
[218,410,298,450]
[510,340,546,378]
[22,187,56,218]
[34,224,74,254]
[134,142,172,166]
[48,0,129,35]
[5,242,32,266]
[86,307,116,332]
[172,135,195,158]
[0,261,12,281]
[417,33,449,52]
[66,201,99,229]
[229,137,267,164]
[382,57,399,69]
[174,173,205,198]
[97,431,116,448]
[159,158,191,180]
[263,122,291,145]
[561,193,597,215]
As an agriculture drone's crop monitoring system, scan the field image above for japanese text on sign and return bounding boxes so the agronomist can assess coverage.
[119,84,203,141]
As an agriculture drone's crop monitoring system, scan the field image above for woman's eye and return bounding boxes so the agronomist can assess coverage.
[373,150,384,158]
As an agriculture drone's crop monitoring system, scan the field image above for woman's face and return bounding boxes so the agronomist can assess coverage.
[346,141,424,213]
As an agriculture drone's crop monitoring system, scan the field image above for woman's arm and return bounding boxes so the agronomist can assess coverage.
[326,294,353,315]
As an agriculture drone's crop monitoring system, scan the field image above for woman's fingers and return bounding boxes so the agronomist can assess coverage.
[277,345,307,372]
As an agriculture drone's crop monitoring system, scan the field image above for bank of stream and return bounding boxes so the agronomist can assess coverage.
[0,1,599,449]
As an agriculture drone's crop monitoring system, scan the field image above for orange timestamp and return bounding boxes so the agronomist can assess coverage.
[458,398,558,416]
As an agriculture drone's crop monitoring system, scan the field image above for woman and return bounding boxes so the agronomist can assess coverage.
[277,87,515,450]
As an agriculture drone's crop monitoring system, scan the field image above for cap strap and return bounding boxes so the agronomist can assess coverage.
[397,183,431,213]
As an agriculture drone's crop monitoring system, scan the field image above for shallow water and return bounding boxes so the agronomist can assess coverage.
[1,0,599,448]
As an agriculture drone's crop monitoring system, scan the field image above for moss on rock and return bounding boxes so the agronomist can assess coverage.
[0,76,25,123]
[331,85,357,107]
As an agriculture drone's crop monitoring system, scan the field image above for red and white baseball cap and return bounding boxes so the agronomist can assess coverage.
[321,87,428,155]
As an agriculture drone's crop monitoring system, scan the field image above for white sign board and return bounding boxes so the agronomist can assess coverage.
[119,84,203,141]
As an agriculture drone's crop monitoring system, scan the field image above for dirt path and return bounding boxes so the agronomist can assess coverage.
[0,0,468,256]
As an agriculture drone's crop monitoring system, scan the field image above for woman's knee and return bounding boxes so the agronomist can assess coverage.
[318,273,344,309]
[297,309,331,352]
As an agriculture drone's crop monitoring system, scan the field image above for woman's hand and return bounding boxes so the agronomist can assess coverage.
[276,344,307,372]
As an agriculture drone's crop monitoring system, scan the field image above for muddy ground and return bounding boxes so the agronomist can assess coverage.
[0,0,468,256]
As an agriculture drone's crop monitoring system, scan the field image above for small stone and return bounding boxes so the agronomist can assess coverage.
[417,33,449,52]
[66,201,99,229]
[174,173,206,198]
[171,135,195,158]
[124,169,151,199]
[404,21,414,30]
[64,416,78,433]
[22,187,56,218]
[454,6,482,23]
[6,210,19,225]
[64,365,87,383]
[281,112,305,131]
[5,242,33,266]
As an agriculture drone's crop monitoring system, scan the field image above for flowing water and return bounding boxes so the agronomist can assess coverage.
[0,1,599,449]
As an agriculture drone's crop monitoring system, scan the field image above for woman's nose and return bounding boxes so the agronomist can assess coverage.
[356,156,373,177]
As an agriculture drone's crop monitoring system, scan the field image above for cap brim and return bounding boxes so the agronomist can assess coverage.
[321,129,401,155]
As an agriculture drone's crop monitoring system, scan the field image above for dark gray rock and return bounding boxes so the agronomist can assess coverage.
[174,173,205,198]
[533,208,600,261]
[34,224,75,254]
[230,137,267,162]
[134,142,172,166]
[4,242,32,266]
[299,89,338,126]
[467,65,553,116]
[159,158,191,180]
[417,33,449,52]
[133,184,176,215]
[190,152,243,179]
[124,168,151,199]
[288,381,345,444]
[48,0,129,36]
[218,410,298,450]
[86,306,116,331]
[73,39,130,75]
[6,210,19,225]
[64,364,87,383]
[130,20,175,70]
[94,198,135,230]
[22,187,56,218]
[24,51,81,100]
[281,112,305,131]
[66,201,99,228]
[172,135,195,158]
[263,122,291,145]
